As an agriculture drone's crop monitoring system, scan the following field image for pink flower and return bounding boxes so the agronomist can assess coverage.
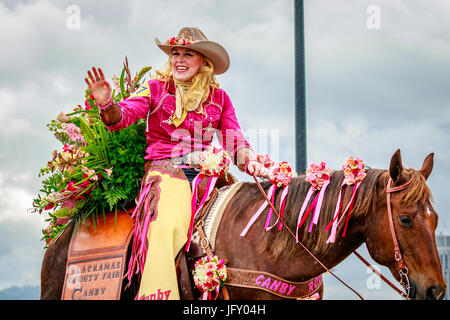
[62,123,85,143]
[103,168,113,177]
[84,99,93,111]
[257,154,273,168]
[270,161,294,187]
[342,156,366,185]
[63,144,73,152]
[205,262,215,271]
[66,181,77,192]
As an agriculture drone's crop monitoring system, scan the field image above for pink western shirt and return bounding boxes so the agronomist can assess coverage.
[106,79,252,164]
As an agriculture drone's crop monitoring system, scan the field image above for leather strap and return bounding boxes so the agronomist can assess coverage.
[225,268,322,300]
[353,251,407,298]
[386,178,411,271]
[352,177,413,299]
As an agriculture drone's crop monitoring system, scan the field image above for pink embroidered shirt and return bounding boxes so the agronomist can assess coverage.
[106,79,252,164]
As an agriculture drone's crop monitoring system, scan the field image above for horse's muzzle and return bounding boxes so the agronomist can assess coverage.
[426,285,446,300]
[410,280,447,300]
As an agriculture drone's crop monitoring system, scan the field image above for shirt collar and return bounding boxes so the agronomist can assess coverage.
[167,78,175,94]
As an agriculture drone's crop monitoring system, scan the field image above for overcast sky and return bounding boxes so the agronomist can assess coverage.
[0,0,449,300]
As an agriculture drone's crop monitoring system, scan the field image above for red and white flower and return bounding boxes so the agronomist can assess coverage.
[342,156,366,185]
[198,146,231,177]
[192,255,227,296]
[269,161,294,187]
[306,162,333,190]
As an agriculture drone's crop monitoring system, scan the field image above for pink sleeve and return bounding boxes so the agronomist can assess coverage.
[217,91,253,164]
[105,96,151,131]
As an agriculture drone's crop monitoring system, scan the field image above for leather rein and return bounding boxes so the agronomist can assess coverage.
[251,175,413,300]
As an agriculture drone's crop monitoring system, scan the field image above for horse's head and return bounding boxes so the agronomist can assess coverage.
[365,149,446,299]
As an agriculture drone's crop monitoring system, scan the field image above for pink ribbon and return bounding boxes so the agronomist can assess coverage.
[325,181,361,243]
[265,185,289,231]
[308,180,330,232]
[295,187,315,242]
[201,286,220,300]
[278,185,289,231]
[127,179,154,283]
[263,186,277,230]
[240,185,275,237]
[185,174,218,252]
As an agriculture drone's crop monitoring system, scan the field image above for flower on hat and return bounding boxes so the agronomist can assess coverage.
[165,36,193,46]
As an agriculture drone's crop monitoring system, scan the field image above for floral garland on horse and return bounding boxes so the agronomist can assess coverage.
[32,57,152,247]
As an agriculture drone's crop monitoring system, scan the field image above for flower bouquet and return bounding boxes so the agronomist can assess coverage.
[33,57,152,247]
[192,255,227,300]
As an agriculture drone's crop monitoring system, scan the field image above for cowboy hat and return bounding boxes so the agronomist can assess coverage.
[155,27,230,75]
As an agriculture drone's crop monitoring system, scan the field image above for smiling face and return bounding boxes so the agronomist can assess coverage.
[171,47,206,82]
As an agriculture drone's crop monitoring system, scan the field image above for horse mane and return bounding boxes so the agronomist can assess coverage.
[232,167,432,259]
[401,168,433,207]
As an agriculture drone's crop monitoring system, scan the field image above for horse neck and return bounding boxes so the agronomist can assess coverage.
[281,172,384,280]
[287,217,366,280]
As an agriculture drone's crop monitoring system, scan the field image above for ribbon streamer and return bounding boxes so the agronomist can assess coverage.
[325,181,361,243]
[263,187,277,230]
[240,185,276,237]
[308,180,330,232]
[186,174,218,251]
[265,185,289,231]
[127,178,155,283]
[295,187,315,242]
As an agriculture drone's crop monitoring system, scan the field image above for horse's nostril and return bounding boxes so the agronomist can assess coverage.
[426,286,443,300]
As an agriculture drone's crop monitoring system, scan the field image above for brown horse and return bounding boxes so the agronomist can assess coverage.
[41,150,446,299]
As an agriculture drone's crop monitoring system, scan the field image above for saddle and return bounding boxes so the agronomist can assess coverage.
[61,209,135,300]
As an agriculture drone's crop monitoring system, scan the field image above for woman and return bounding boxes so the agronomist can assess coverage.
[84,27,270,300]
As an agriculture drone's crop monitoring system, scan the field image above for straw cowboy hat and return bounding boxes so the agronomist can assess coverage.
[155,27,230,75]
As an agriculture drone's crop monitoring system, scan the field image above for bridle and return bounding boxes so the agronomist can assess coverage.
[251,175,413,300]
[353,177,413,299]
[384,177,413,298]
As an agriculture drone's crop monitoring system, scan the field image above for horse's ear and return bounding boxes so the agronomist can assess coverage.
[419,152,434,180]
[389,149,404,183]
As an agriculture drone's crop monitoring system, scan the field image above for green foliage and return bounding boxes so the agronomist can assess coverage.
[33,58,150,245]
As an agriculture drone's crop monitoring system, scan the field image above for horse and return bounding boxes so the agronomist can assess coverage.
[40,150,446,300]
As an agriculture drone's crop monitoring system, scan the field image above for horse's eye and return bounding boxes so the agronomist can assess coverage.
[399,215,412,227]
